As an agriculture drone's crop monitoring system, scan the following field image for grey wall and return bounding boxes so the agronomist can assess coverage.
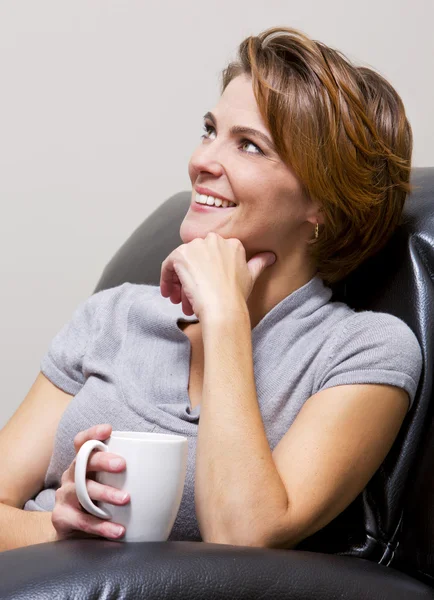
[1,0,433,428]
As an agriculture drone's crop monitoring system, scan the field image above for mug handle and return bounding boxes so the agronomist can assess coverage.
[75,439,112,519]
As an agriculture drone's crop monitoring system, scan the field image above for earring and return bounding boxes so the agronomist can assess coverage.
[315,222,319,239]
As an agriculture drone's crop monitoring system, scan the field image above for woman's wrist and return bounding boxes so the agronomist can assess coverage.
[200,297,250,331]
[33,510,58,544]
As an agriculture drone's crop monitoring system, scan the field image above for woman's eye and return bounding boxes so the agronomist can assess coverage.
[240,139,262,155]
[201,123,263,156]
[201,123,216,140]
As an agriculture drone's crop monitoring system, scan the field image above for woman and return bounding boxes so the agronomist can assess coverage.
[0,26,422,552]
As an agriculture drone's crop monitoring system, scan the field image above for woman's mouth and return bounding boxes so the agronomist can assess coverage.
[191,192,237,213]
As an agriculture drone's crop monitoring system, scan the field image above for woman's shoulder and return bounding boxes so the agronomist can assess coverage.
[317,305,423,408]
[323,302,422,364]
[89,282,161,311]
[315,289,421,351]
[334,307,421,350]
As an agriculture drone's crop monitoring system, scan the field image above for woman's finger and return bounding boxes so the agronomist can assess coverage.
[62,478,129,506]
[86,451,126,473]
[52,503,125,540]
[181,287,194,316]
[160,255,180,299]
[73,424,112,453]
[86,478,130,505]
[170,280,182,305]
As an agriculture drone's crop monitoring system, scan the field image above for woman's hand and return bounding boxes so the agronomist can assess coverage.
[51,424,130,541]
[160,232,276,320]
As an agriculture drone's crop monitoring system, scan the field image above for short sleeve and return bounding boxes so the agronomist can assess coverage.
[40,289,108,395]
[317,311,423,412]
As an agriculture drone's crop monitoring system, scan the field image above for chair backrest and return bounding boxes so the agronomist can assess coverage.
[94,167,434,584]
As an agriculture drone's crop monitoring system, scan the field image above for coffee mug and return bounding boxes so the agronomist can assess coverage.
[75,431,188,542]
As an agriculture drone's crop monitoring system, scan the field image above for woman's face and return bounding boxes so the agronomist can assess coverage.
[180,73,320,263]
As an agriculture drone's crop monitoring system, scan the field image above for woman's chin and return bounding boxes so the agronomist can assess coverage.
[179,219,216,243]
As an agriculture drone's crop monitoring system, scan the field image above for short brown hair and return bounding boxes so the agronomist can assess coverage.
[221,27,414,284]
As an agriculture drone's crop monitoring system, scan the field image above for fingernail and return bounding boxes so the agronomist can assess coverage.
[97,425,108,435]
[109,458,124,469]
[113,526,124,537]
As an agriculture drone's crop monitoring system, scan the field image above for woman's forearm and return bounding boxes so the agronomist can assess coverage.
[196,306,289,547]
[0,501,56,552]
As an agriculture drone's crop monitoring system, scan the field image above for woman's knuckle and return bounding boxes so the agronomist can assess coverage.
[63,479,74,494]
[108,487,121,503]
[90,454,107,472]
[85,478,100,498]
[86,453,97,470]
[52,511,68,531]
[74,427,92,449]
[102,521,114,535]
[58,513,70,528]
[77,515,92,533]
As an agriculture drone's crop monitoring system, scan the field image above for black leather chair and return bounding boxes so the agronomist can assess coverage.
[1,167,434,599]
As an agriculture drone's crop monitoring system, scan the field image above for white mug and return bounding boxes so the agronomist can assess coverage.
[74,431,188,542]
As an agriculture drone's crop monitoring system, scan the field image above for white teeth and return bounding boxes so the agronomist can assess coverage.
[196,193,236,208]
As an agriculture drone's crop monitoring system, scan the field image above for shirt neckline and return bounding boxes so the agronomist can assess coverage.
[159,274,332,337]
[251,275,333,337]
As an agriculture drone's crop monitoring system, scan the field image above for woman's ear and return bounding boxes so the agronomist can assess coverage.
[307,203,325,227]
[301,187,325,226]
[316,206,325,226]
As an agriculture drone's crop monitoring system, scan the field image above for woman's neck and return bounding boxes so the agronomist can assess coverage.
[246,260,318,330]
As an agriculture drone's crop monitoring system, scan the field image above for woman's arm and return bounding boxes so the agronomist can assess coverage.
[195,307,409,548]
[0,371,73,552]
[0,503,56,552]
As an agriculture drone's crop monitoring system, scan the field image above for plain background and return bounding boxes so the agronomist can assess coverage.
[1,0,433,429]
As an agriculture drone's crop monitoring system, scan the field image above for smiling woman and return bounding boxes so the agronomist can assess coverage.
[1,25,423,564]
[182,27,413,288]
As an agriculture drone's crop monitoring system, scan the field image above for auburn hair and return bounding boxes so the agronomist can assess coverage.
[221,27,414,284]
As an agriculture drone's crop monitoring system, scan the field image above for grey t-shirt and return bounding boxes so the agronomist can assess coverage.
[23,275,423,541]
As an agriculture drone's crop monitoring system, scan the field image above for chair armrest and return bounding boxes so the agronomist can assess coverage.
[0,540,432,599]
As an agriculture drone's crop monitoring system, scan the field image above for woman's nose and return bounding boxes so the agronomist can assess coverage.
[189,142,225,177]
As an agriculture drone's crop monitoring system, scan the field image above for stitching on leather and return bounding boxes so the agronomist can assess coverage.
[378,511,404,565]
